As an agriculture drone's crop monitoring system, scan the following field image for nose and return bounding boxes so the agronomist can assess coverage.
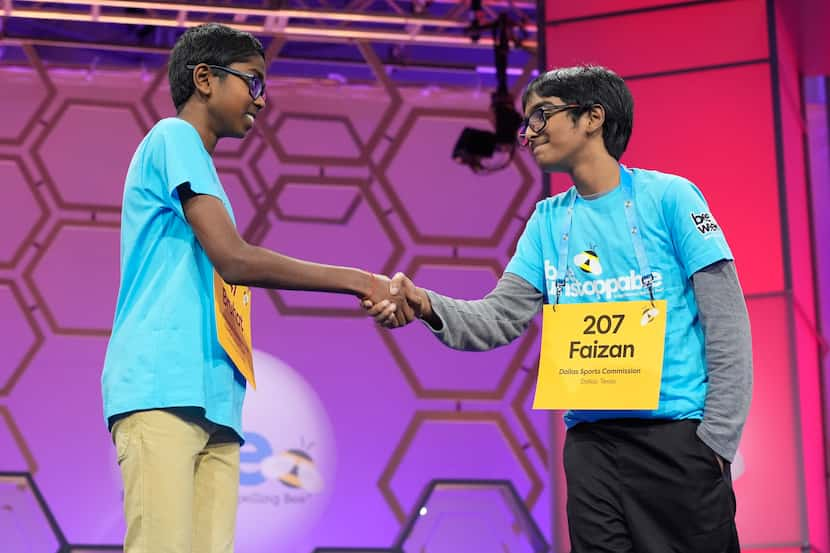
[254,93,266,109]
[519,125,538,147]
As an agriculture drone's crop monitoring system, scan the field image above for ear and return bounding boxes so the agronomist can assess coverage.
[584,104,606,135]
[191,63,214,98]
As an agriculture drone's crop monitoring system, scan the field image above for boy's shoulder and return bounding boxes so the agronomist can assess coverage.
[141,117,207,159]
[629,166,694,191]
[149,117,197,139]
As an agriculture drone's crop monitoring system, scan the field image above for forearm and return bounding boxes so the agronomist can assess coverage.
[423,272,542,351]
[223,243,372,297]
[693,260,753,462]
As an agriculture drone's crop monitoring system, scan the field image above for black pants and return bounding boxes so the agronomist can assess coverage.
[564,419,739,553]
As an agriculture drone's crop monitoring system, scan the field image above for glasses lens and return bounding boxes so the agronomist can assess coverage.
[528,109,546,133]
[249,76,264,100]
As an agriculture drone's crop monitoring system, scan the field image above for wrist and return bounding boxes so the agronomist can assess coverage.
[356,270,376,299]
[418,288,438,323]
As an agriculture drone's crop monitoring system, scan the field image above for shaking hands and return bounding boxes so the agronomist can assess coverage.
[361,272,433,328]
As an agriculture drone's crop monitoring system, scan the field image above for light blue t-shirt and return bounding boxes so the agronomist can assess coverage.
[505,165,733,427]
[102,117,246,439]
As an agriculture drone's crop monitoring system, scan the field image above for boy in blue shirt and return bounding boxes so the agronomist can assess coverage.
[365,66,752,552]
[102,23,410,553]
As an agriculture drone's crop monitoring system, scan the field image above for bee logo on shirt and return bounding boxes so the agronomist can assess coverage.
[574,249,603,275]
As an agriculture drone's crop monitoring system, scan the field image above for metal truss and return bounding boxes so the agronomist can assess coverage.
[2,0,538,50]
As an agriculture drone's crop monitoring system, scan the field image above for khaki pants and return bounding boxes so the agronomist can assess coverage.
[112,408,240,553]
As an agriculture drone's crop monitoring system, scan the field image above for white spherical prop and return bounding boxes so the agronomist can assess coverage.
[235,349,337,552]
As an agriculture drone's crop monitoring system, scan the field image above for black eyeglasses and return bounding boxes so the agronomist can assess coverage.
[186,64,266,101]
[517,103,580,147]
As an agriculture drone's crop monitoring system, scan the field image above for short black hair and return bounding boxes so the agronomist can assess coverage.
[168,23,265,112]
[522,65,633,160]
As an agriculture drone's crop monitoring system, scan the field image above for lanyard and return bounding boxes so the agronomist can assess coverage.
[553,166,655,307]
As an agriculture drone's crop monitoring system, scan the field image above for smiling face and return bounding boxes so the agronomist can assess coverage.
[521,91,594,173]
[206,55,267,139]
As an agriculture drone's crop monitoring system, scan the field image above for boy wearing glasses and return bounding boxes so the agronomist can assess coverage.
[102,23,410,553]
[365,65,752,552]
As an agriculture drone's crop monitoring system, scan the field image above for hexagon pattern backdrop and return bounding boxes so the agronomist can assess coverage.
[0,43,553,552]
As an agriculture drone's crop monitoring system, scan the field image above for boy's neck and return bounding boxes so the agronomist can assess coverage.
[568,153,621,197]
[177,105,219,154]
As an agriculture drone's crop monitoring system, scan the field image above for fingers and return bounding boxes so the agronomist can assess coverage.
[361,297,400,327]
[361,271,419,329]
[389,272,408,295]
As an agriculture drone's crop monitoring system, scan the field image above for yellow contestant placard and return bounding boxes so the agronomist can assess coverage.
[213,270,255,389]
[533,299,667,410]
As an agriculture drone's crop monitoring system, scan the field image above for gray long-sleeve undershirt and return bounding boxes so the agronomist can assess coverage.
[422,260,752,462]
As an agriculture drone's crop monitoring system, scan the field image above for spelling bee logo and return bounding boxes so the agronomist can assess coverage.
[241,434,324,493]
[544,259,664,301]
[236,350,335,553]
[574,249,603,275]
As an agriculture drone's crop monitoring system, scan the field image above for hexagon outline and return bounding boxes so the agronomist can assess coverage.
[510,350,550,465]
[261,179,404,318]
[140,66,170,124]
[271,112,366,166]
[377,410,544,523]
[393,478,549,553]
[0,471,67,549]
[0,407,38,474]
[355,40,403,157]
[0,154,50,270]
[0,279,45,397]
[269,173,366,225]
[250,139,280,193]
[214,164,267,239]
[213,123,263,160]
[0,44,57,146]
[23,220,120,337]
[31,98,148,213]
[377,107,535,247]
[377,256,538,400]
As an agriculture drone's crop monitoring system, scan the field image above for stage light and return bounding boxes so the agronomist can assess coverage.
[453,13,525,174]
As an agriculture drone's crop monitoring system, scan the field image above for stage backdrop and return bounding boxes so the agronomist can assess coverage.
[0,43,554,552]
[542,0,827,552]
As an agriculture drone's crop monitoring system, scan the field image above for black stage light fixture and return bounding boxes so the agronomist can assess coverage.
[453,13,525,174]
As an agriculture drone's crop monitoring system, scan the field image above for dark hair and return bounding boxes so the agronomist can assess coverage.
[522,65,633,160]
[168,23,265,112]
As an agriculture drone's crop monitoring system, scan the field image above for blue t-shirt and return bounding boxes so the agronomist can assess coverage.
[505,165,732,427]
[102,117,246,439]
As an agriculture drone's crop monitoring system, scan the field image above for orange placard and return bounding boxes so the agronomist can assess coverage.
[213,270,255,389]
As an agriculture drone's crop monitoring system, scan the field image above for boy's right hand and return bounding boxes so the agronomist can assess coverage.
[361,272,433,329]
[362,273,416,328]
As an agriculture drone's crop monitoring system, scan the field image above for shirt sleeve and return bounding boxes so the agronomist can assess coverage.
[423,272,543,351]
[664,179,733,278]
[152,120,224,220]
[692,260,753,462]
[504,206,546,294]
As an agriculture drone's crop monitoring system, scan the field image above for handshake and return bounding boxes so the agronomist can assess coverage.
[361,272,434,329]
